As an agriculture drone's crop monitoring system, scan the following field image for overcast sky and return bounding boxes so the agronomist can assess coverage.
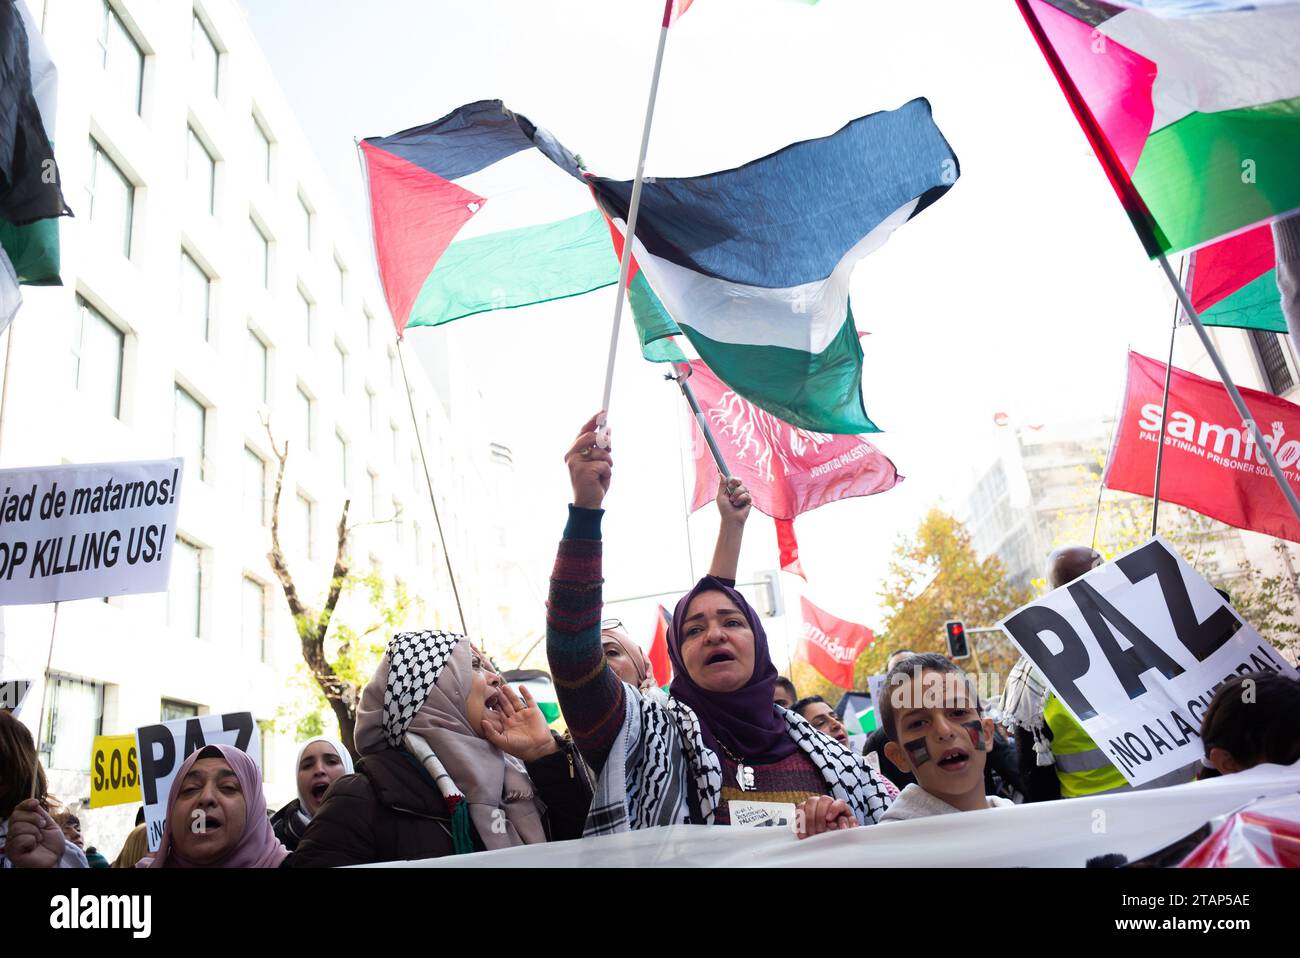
[238,0,1182,666]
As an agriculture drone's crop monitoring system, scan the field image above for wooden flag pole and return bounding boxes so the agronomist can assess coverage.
[596,0,676,448]
[1150,257,1185,536]
[1157,252,1300,525]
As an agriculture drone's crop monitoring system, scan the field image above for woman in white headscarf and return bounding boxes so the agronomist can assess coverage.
[270,736,354,852]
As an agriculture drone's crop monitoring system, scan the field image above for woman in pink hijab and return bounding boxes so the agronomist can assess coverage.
[138,744,287,868]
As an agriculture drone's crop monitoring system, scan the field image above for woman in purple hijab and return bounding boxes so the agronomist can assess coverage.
[547,413,893,836]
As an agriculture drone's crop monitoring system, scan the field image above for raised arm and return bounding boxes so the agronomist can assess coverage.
[546,413,625,774]
[707,477,752,581]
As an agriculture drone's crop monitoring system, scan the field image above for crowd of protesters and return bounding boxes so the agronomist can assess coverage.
[2,412,1299,869]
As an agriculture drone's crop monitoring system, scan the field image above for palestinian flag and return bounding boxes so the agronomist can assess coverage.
[1017,0,1300,257]
[0,0,67,288]
[503,669,561,724]
[588,98,960,434]
[360,101,618,338]
[1187,225,1285,332]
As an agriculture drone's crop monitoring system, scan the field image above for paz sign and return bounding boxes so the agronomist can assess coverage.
[999,537,1297,787]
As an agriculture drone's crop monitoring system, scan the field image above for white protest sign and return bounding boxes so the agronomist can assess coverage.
[998,537,1298,787]
[134,711,260,851]
[0,458,183,605]
[0,678,31,715]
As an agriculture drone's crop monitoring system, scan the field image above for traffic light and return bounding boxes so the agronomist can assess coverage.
[945,620,970,660]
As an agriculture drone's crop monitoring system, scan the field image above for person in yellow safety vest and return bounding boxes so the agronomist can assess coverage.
[995,546,1199,801]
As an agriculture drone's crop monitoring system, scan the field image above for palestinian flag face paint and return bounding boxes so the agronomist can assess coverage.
[962,720,987,752]
[904,737,932,768]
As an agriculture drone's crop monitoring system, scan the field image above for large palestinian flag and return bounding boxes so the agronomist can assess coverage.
[360,101,618,337]
[587,98,960,434]
[1017,0,1300,257]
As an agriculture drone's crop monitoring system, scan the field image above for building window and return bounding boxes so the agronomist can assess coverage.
[248,218,269,288]
[179,251,211,340]
[246,327,268,403]
[191,14,219,97]
[160,699,199,722]
[38,674,104,771]
[336,430,348,487]
[1250,330,1295,396]
[297,193,312,250]
[241,576,268,663]
[392,498,403,544]
[99,1,143,115]
[244,446,267,527]
[388,346,397,386]
[297,288,312,346]
[251,114,271,182]
[71,298,124,418]
[186,126,215,215]
[366,309,377,348]
[297,385,313,451]
[369,469,380,518]
[391,421,400,464]
[87,139,133,258]
[169,536,203,638]
[173,384,206,482]
[334,254,346,303]
[295,491,314,559]
[366,386,377,430]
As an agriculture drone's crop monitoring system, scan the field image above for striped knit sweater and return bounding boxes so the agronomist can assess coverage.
[546,506,624,774]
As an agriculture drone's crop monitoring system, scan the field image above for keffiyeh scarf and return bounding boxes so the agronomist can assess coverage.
[992,656,1055,767]
[585,689,893,836]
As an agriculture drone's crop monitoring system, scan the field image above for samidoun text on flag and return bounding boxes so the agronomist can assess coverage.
[999,537,1298,787]
[1104,351,1300,542]
[795,596,875,688]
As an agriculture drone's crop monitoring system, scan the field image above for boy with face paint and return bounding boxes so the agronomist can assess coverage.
[877,654,1014,821]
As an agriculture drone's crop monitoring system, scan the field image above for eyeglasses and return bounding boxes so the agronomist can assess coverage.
[601,618,626,633]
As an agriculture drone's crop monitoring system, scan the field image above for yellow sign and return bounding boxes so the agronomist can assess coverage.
[88,734,142,808]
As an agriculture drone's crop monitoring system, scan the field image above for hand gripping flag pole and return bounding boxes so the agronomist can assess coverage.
[1158,252,1300,527]
[596,0,677,449]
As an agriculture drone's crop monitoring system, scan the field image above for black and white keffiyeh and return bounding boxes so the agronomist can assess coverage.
[585,688,893,836]
[992,656,1055,767]
[379,629,463,748]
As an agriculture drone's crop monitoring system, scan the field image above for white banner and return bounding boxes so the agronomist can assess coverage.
[373,760,1300,868]
[0,458,183,605]
[999,537,1298,787]
[134,712,260,851]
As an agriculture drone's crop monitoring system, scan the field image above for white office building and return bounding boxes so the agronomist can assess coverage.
[0,0,528,854]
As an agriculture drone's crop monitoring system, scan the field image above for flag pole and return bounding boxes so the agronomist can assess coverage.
[1150,257,1185,536]
[1157,252,1300,526]
[596,0,675,448]
[396,339,469,637]
[667,364,732,480]
[353,136,469,636]
[31,601,59,799]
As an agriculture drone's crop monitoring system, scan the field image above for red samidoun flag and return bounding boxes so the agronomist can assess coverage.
[775,517,806,580]
[1104,351,1300,542]
[686,360,902,519]
[649,605,673,687]
[795,596,874,689]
